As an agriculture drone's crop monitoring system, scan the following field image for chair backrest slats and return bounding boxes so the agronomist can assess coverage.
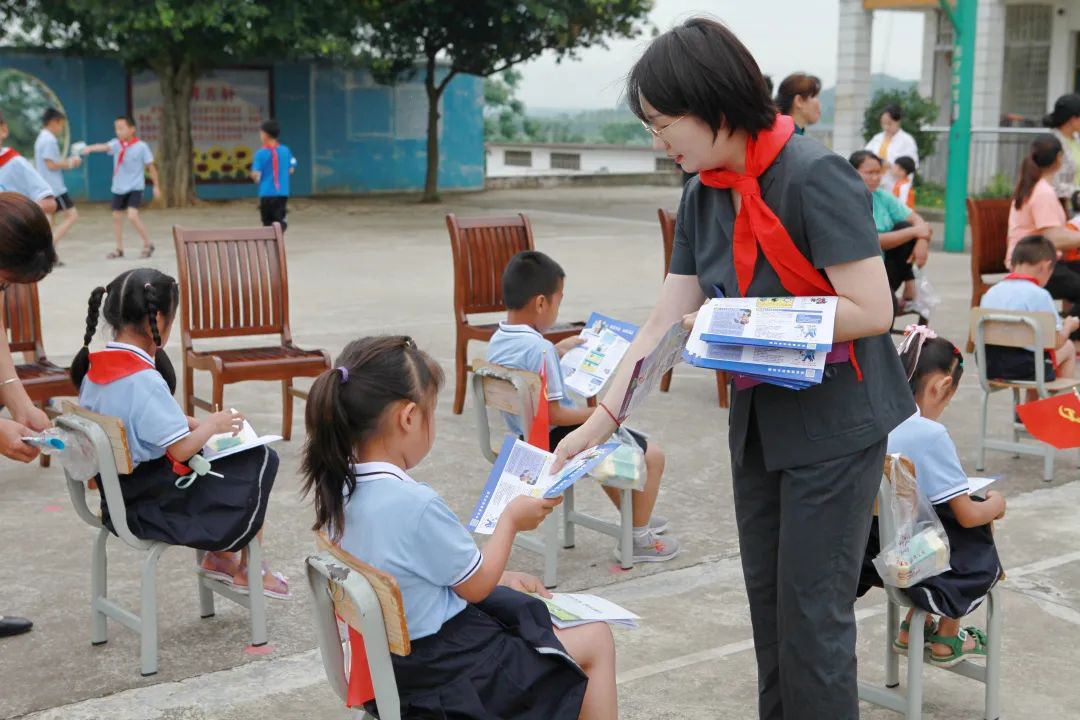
[173,225,292,345]
[970,308,1057,350]
[967,198,1012,277]
[448,213,535,319]
[1,284,45,360]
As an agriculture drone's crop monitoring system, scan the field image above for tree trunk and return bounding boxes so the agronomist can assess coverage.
[422,51,442,203]
[152,56,197,207]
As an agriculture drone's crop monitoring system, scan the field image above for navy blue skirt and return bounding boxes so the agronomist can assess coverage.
[858,501,1002,618]
[368,587,587,719]
[101,446,279,552]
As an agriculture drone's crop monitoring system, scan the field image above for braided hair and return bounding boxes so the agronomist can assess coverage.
[70,268,180,392]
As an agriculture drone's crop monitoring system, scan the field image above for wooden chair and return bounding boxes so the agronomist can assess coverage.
[966,198,1013,352]
[447,213,585,415]
[657,208,729,408]
[1,282,79,466]
[57,400,268,677]
[470,360,635,588]
[172,223,330,440]
[307,532,410,720]
[858,456,1002,720]
[970,308,1080,481]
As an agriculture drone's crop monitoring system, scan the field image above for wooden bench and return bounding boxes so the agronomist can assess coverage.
[173,223,330,440]
[657,208,729,408]
[447,213,585,414]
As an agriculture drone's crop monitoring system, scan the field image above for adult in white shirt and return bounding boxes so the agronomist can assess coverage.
[34,108,81,255]
[865,103,919,189]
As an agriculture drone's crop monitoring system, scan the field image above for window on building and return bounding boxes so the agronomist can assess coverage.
[504,150,532,167]
[655,157,677,172]
[550,152,581,170]
[1001,4,1051,126]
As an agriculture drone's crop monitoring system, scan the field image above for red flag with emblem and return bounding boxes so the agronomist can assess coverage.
[1015,390,1080,449]
[526,360,550,451]
[345,623,376,706]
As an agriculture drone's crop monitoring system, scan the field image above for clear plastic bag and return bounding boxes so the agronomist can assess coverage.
[872,454,951,588]
[587,425,647,491]
[29,428,99,482]
[909,266,941,319]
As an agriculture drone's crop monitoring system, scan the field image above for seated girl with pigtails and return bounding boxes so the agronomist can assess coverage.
[72,268,291,599]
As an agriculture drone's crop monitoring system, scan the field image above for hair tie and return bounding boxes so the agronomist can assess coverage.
[336,366,349,384]
[897,324,938,381]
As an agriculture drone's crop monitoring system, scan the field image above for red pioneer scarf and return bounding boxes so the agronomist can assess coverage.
[262,141,280,191]
[114,137,140,176]
[697,114,861,380]
[86,349,155,384]
[0,147,20,168]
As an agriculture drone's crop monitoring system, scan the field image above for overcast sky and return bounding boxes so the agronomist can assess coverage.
[516,0,926,110]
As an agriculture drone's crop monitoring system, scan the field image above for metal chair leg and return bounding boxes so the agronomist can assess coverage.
[885,600,900,688]
[976,390,990,471]
[984,590,1002,720]
[90,527,110,645]
[619,488,634,570]
[195,550,215,618]
[562,485,576,549]
[247,538,268,647]
[140,543,168,676]
[542,516,559,589]
[905,608,926,720]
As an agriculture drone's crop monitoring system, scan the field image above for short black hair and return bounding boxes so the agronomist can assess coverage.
[115,115,136,128]
[627,17,775,138]
[261,119,281,139]
[848,150,882,170]
[1071,189,1080,215]
[42,108,65,125]
[502,251,565,310]
[1010,235,1057,266]
[894,156,916,177]
[882,104,903,122]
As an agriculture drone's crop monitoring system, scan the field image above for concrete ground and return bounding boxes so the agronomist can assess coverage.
[2,187,1078,719]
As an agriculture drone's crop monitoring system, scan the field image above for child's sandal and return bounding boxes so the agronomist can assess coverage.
[928,626,989,667]
[234,564,292,600]
[893,617,939,652]
[106,249,124,259]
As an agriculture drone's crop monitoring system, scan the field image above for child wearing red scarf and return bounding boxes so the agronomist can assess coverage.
[250,119,296,232]
[980,234,1077,390]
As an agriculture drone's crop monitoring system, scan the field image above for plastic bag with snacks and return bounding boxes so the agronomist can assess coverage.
[872,454,951,588]
[587,426,647,491]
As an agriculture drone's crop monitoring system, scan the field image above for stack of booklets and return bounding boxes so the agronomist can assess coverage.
[683,297,838,390]
[534,593,640,630]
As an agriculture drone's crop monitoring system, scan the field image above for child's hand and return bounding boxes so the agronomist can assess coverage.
[206,408,244,436]
[682,310,698,331]
[505,495,562,532]
[499,570,552,598]
[152,185,162,201]
[555,336,585,357]
[985,490,1006,519]
[1066,317,1080,334]
[909,238,930,267]
[187,416,200,431]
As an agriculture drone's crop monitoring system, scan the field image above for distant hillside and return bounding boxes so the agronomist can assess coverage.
[817,73,917,126]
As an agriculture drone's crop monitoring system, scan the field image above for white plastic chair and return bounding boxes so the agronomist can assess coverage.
[470,360,634,588]
[58,402,268,676]
[970,307,1080,481]
[306,533,410,720]
[858,457,1002,720]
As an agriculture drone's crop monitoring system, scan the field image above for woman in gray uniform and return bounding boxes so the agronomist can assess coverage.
[552,18,914,720]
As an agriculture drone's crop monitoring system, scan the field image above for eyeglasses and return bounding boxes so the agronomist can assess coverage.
[641,114,687,139]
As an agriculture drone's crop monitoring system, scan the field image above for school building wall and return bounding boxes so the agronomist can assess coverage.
[0,52,484,202]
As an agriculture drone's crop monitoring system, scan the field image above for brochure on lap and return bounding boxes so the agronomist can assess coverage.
[468,437,618,534]
[534,593,640,629]
[202,420,282,462]
[560,313,639,398]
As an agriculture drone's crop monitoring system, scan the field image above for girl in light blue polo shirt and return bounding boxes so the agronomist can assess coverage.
[72,268,289,599]
[858,328,1005,667]
[300,336,618,719]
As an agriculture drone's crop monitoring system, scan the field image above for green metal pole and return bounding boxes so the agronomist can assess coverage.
[943,0,977,253]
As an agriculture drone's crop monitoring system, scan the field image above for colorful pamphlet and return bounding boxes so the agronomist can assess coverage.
[616,320,689,421]
[202,420,282,462]
[560,312,639,398]
[467,437,617,535]
[535,593,640,630]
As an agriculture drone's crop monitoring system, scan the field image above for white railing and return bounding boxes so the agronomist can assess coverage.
[919,126,1047,195]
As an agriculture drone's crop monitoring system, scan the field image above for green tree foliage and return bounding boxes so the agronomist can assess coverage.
[484,69,528,141]
[352,0,652,201]
[0,70,62,156]
[862,88,941,163]
[0,1,345,206]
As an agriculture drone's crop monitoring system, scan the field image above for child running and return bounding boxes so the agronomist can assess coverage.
[301,336,617,719]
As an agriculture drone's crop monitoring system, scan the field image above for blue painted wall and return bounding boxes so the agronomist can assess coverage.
[0,52,484,201]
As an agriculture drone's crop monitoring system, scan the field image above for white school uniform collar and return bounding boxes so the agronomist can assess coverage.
[105,341,155,365]
[497,321,543,338]
[351,461,417,484]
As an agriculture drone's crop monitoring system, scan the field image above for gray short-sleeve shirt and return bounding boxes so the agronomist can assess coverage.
[672,135,914,471]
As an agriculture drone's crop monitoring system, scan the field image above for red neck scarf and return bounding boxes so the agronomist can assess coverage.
[114,137,140,176]
[86,348,155,385]
[263,141,280,191]
[1004,273,1042,286]
[0,147,20,168]
[698,115,862,380]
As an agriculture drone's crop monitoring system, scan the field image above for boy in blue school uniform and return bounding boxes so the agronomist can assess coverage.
[0,111,57,216]
[250,119,296,232]
[485,250,680,562]
[980,234,1078,389]
[82,115,160,259]
[34,108,82,257]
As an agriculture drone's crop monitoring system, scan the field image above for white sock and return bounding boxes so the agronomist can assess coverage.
[632,526,651,542]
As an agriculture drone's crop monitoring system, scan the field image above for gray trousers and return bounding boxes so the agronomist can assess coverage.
[733,416,885,720]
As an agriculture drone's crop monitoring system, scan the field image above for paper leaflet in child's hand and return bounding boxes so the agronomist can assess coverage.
[542,443,619,498]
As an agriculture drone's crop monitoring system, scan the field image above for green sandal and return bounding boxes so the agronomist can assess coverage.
[893,617,939,652]
[928,626,989,667]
